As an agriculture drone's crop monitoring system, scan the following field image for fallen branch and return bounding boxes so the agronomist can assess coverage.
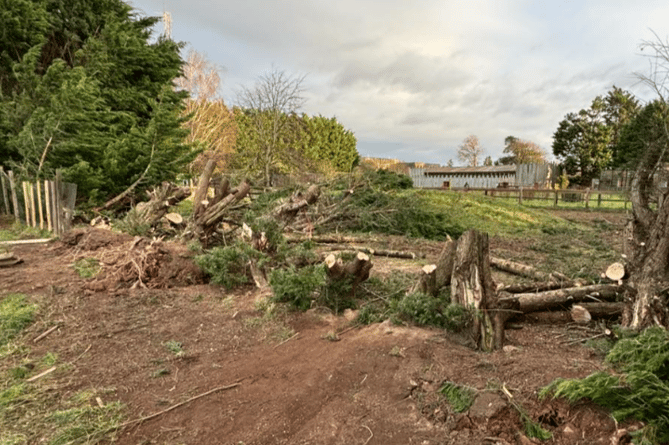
[26,366,57,382]
[117,382,241,429]
[490,256,569,283]
[33,323,61,343]
[274,332,299,348]
[499,284,621,313]
[324,245,418,259]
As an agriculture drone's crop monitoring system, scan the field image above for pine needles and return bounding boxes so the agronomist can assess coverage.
[540,327,669,444]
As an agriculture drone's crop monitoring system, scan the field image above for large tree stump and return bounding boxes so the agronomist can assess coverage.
[450,230,506,351]
[324,252,373,297]
[132,182,191,227]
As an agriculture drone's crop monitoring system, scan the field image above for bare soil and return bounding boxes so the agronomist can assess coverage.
[0,212,636,445]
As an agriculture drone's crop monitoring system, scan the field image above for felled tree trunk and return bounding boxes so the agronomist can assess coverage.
[490,256,569,283]
[450,230,506,351]
[499,284,620,313]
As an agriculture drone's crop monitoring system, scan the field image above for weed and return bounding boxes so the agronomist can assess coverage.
[163,340,184,357]
[150,368,170,378]
[439,381,477,413]
[321,331,340,342]
[389,345,405,357]
[72,257,101,279]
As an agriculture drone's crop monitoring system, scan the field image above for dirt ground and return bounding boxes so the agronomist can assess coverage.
[0,211,638,445]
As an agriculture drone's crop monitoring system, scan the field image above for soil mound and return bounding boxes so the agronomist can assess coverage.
[60,227,205,290]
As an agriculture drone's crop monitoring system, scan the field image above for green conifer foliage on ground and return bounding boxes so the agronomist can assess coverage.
[541,327,669,444]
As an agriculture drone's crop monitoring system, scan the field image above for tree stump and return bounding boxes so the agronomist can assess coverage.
[324,252,372,297]
[411,238,455,296]
[450,230,506,351]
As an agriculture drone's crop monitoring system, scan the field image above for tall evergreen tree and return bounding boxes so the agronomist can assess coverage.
[0,0,193,204]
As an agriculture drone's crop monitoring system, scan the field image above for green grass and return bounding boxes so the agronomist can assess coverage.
[72,258,101,279]
[0,221,52,242]
[1,293,125,444]
[439,381,477,413]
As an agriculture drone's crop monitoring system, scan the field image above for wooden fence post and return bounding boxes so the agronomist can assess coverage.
[45,180,53,232]
[29,182,37,227]
[8,171,19,221]
[0,167,9,215]
[518,186,523,205]
[22,181,30,225]
[37,181,44,230]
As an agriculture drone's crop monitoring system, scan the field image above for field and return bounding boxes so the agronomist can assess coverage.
[0,190,646,445]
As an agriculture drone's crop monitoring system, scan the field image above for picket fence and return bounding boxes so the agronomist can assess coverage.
[0,167,77,236]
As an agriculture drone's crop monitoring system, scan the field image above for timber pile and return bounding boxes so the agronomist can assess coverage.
[132,182,191,227]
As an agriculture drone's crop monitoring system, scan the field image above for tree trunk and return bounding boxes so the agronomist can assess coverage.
[131,182,191,226]
[324,252,373,297]
[411,238,455,296]
[450,230,505,351]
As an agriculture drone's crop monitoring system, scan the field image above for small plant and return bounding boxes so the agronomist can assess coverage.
[439,381,477,413]
[72,257,101,279]
[151,368,170,378]
[321,331,340,342]
[163,340,184,357]
[389,345,405,357]
[114,209,151,236]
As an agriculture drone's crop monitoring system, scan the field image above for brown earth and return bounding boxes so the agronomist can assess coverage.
[0,212,638,445]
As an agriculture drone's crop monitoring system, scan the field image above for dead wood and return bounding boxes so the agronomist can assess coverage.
[324,252,373,297]
[490,256,570,283]
[450,230,504,351]
[572,302,625,321]
[285,234,381,244]
[324,245,417,259]
[132,182,191,227]
[0,252,23,267]
[501,280,581,294]
[523,311,573,324]
[192,159,216,219]
[499,284,621,313]
[273,184,320,220]
[411,238,455,296]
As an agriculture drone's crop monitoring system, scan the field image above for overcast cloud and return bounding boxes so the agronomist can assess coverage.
[129,0,667,165]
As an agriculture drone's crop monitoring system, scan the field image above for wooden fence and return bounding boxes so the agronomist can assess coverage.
[0,168,77,235]
[430,187,631,209]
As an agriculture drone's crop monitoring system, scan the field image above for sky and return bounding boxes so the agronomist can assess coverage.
[128,0,668,166]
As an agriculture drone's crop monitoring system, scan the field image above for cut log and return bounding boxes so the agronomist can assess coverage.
[450,230,504,351]
[524,311,573,324]
[571,305,592,324]
[490,256,569,283]
[164,213,183,225]
[324,245,418,259]
[501,280,578,293]
[285,234,381,244]
[131,182,191,227]
[574,302,625,319]
[324,252,373,297]
[499,284,621,313]
[273,185,320,220]
[192,159,216,219]
[411,238,455,297]
[605,262,626,282]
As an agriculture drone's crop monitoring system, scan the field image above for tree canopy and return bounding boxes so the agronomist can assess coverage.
[457,135,483,166]
[497,136,546,165]
[552,86,639,185]
[0,0,193,204]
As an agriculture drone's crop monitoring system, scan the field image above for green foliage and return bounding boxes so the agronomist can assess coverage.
[72,257,101,279]
[0,294,37,349]
[114,209,151,236]
[552,86,639,185]
[163,340,184,357]
[614,100,669,169]
[439,381,477,413]
[269,265,326,311]
[196,242,265,289]
[0,0,194,204]
[391,292,452,328]
[541,327,669,444]
[48,401,124,445]
[298,114,359,172]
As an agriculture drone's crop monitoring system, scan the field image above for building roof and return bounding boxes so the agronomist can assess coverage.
[422,165,517,175]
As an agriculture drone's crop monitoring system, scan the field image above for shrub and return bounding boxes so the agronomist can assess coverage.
[439,381,477,413]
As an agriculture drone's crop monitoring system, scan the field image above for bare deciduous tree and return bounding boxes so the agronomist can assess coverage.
[237,69,306,186]
[175,50,236,175]
[457,135,484,167]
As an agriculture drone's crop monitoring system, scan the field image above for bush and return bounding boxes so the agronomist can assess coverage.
[540,327,669,444]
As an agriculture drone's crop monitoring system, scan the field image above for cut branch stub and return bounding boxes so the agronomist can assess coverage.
[605,262,626,282]
[273,184,320,220]
[411,238,454,296]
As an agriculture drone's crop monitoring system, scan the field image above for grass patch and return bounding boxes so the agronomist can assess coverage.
[0,221,51,242]
[72,258,101,279]
[163,340,184,357]
[0,294,125,443]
